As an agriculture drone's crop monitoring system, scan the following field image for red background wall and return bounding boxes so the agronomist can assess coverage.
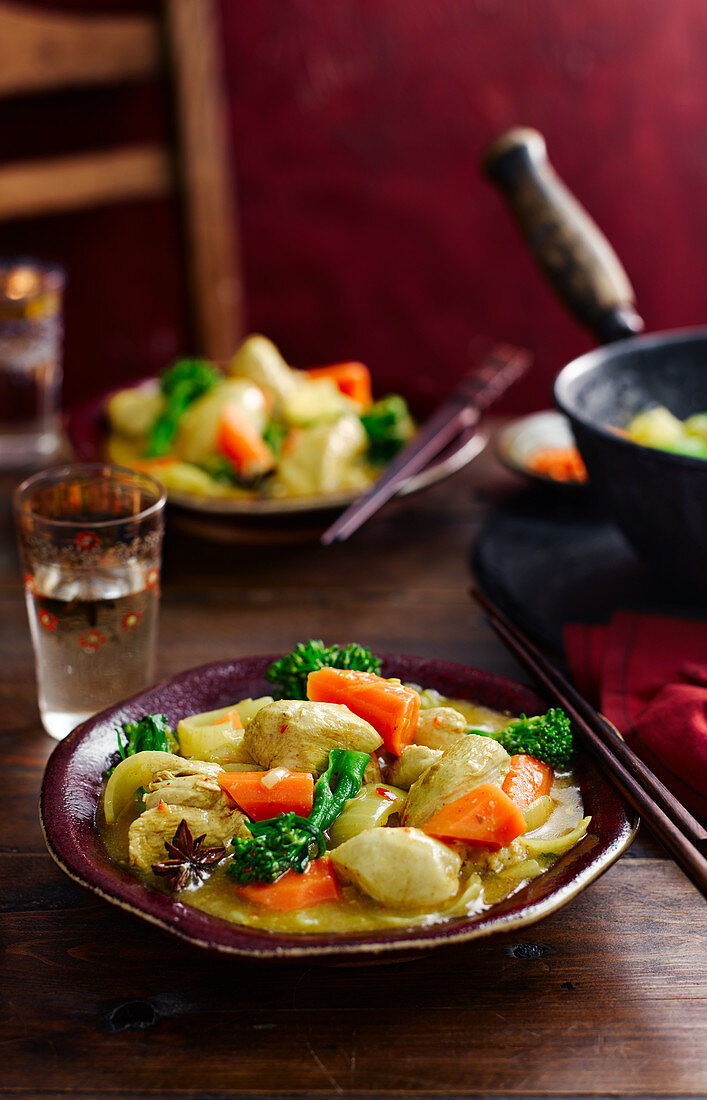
[4,0,707,414]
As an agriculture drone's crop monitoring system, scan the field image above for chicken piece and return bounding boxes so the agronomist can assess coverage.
[414,707,468,751]
[144,771,228,812]
[403,734,510,827]
[331,827,461,909]
[128,802,247,871]
[363,755,382,785]
[150,759,223,780]
[385,744,442,790]
[228,334,298,405]
[244,700,383,775]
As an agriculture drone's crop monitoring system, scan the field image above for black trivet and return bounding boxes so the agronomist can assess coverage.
[471,487,691,653]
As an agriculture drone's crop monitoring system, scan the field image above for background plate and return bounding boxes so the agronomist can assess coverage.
[65,385,487,541]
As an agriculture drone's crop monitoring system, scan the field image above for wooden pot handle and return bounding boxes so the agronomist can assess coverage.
[483,128,644,343]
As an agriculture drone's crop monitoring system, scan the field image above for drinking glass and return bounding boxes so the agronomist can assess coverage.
[14,463,167,739]
[0,259,65,467]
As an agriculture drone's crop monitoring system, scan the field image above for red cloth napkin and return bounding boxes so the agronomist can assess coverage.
[564,614,707,819]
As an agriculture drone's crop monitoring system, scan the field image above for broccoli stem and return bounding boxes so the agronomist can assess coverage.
[309,748,371,833]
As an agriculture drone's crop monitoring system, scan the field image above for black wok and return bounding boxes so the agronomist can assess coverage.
[484,129,707,599]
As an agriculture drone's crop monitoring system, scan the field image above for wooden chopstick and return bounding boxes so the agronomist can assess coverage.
[471,585,707,898]
[320,345,532,545]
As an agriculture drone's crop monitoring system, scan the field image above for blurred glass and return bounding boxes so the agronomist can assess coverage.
[0,259,65,467]
[14,463,166,739]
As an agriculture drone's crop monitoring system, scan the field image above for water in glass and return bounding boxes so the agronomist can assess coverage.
[27,562,159,740]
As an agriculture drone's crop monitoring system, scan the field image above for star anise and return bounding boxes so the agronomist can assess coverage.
[152,818,226,892]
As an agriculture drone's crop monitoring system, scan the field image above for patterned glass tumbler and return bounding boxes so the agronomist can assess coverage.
[14,463,166,739]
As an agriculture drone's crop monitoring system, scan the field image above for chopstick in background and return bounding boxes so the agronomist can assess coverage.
[472,585,707,899]
[321,344,532,545]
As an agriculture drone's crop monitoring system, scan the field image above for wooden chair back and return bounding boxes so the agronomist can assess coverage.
[0,0,242,360]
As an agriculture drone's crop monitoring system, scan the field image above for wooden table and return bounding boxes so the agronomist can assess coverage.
[1,443,704,1099]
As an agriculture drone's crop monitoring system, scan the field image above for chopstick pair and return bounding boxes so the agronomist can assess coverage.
[320,344,532,545]
[471,586,707,899]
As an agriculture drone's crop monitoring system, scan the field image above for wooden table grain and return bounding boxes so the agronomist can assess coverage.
[1,443,704,1100]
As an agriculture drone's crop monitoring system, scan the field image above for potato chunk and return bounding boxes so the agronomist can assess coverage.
[331,828,461,909]
[270,416,369,497]
[244,700,383,775]
[174,379,268,466]
[107,380,165,439]
[228,334,298,404]
[403,734,510,827]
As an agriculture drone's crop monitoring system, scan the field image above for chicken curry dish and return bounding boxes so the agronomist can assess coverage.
[106,335,414,501]
[100,641,591,933]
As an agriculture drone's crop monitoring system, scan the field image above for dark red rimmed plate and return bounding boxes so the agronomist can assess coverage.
[40,654,636,961]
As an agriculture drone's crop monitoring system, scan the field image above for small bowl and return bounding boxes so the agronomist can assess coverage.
[554,327,707,599]
[496,410,587,488]
[40,653,636,962]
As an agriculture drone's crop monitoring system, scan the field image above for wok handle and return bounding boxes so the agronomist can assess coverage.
[483,128,644,343]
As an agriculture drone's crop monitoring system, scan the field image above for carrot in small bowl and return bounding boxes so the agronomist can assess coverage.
[216,403,274,479]
[527,445,587,483]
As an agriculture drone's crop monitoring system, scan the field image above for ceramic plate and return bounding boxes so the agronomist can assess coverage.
[496,409,587,488]
[40,654,636,961]
[65,386,486,535]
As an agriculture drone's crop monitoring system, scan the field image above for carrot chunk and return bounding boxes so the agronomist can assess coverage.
[237,856,340,910]
[527,445,587,483]
[216,403,274,479]
[502,755,553,809]
[210,709,243,729]
[306,667,419,756]
[423,783,527,849]
[305,362,373,408]
[218,771,314,820]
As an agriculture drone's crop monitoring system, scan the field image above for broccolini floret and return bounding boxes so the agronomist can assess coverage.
[228,747,370,884]
[105,713,177,779]
[116,713,177,760]
[265,639,382,700]
[479,708,574,768]
[146,358,221,456]
[360,395,414,464]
